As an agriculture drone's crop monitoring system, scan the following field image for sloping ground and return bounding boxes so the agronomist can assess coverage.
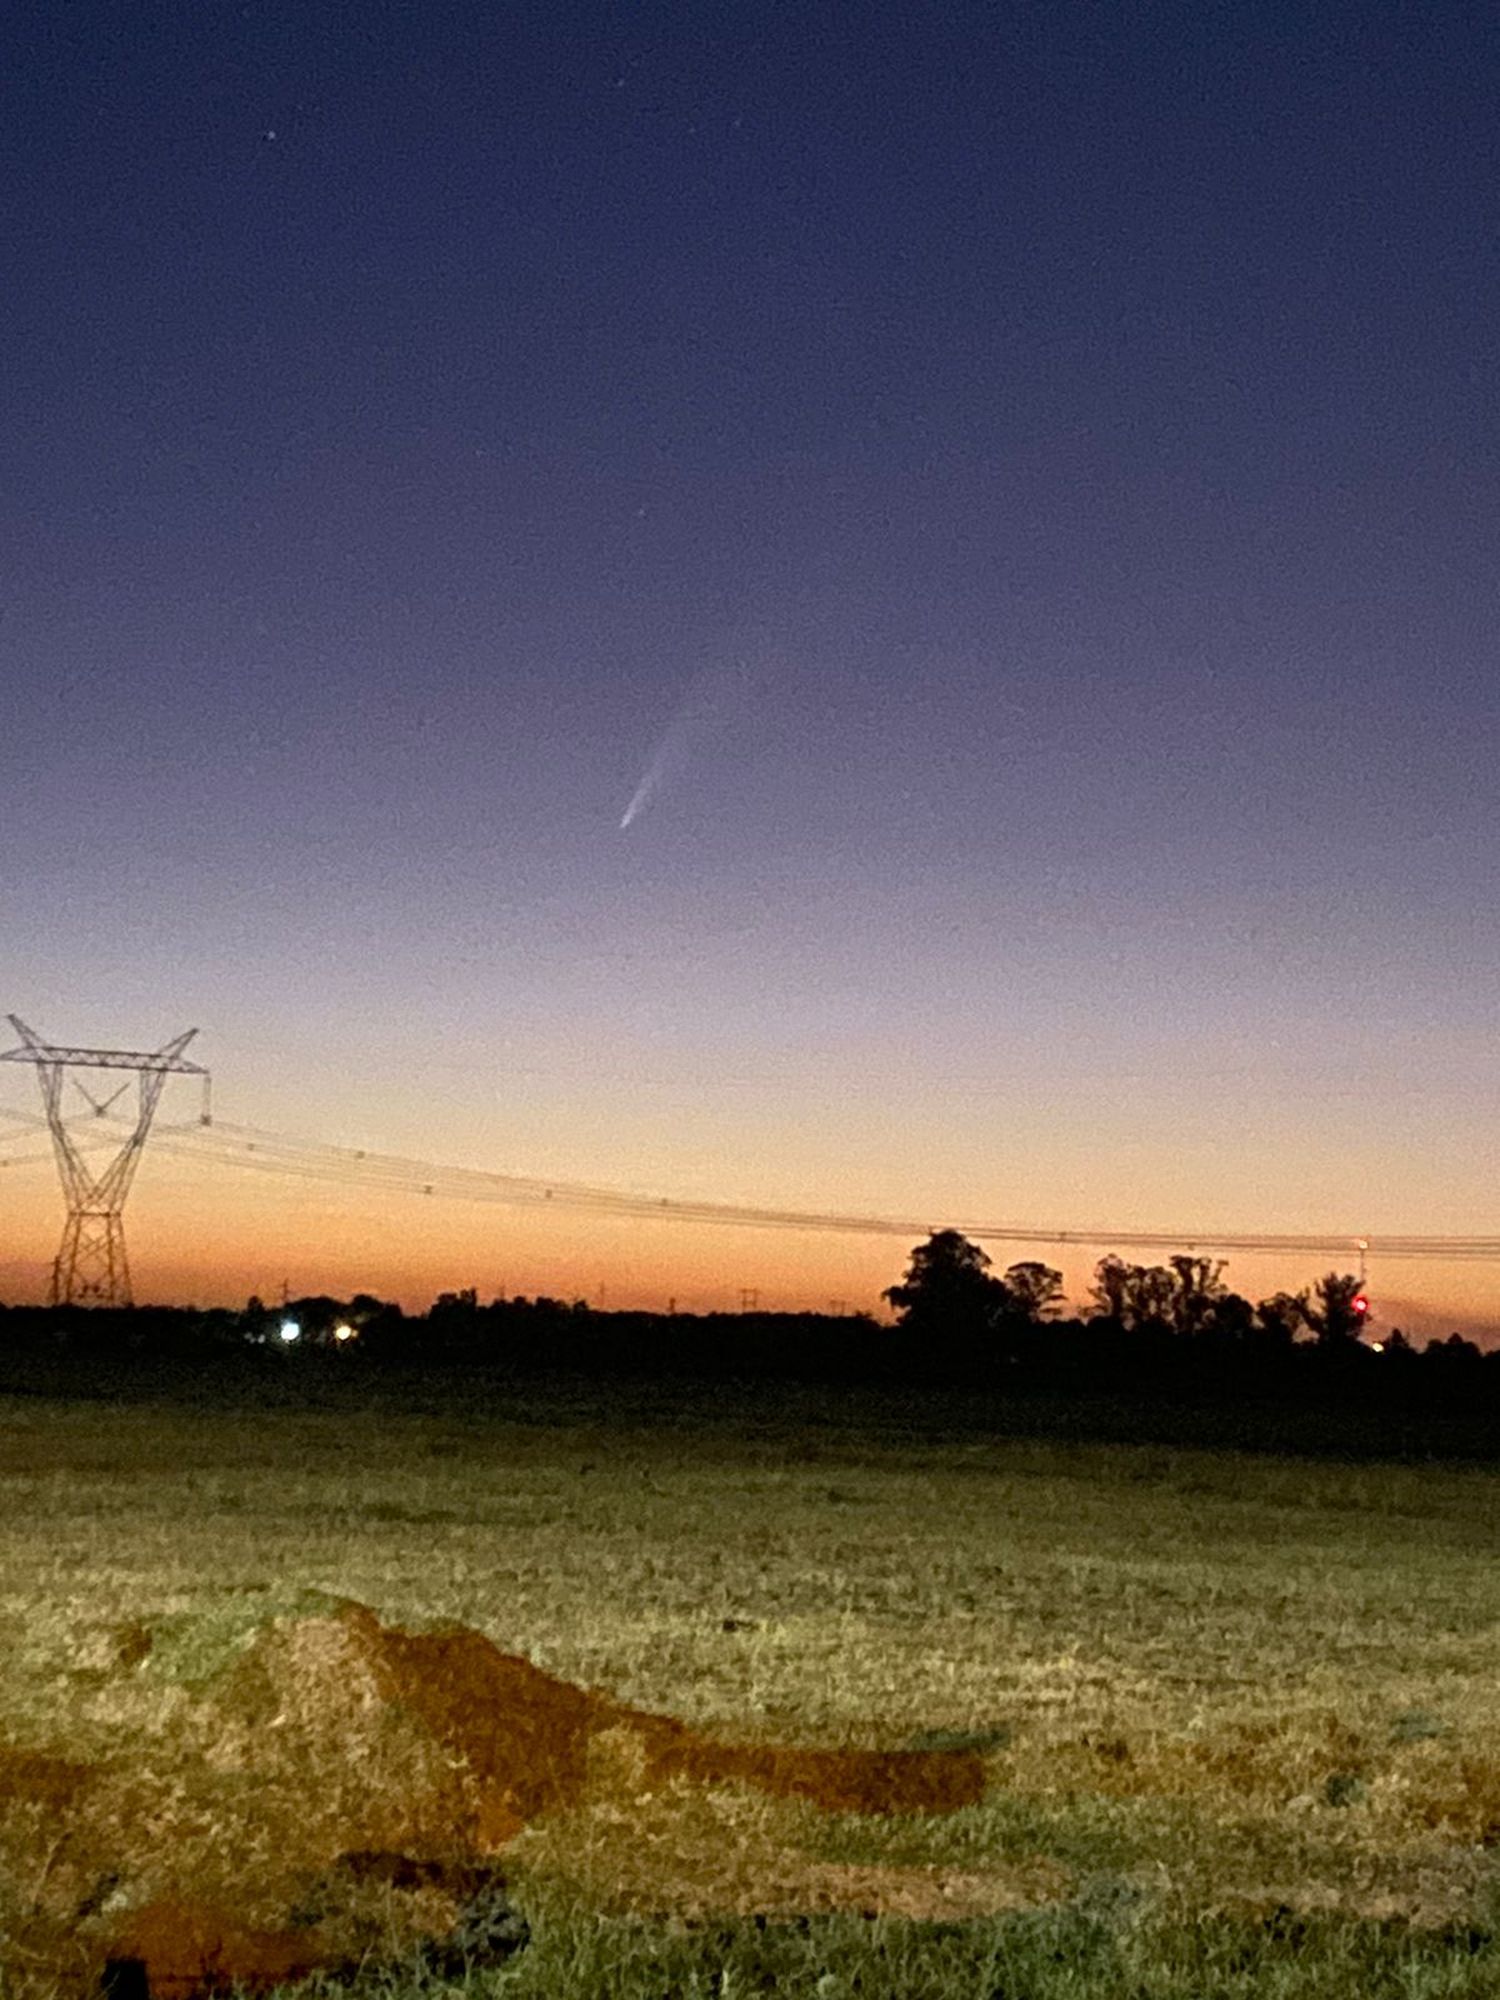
[0,1597,1005,1997]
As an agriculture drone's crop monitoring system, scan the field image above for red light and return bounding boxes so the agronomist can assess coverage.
[1352,1295,1369,1316]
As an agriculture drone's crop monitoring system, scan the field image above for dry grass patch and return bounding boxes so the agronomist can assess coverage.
[2,1378,1499,1991]
[510,1771,1069,1923]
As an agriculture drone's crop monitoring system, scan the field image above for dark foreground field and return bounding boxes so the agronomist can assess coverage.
[1,1361,1498,1997]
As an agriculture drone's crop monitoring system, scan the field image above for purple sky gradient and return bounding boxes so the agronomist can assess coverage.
[3,1,1499,1329]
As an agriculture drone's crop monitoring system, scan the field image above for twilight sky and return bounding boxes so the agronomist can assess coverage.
[3,0,1499,1333]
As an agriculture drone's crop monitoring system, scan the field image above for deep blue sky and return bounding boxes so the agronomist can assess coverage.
[4,0,1499,1319]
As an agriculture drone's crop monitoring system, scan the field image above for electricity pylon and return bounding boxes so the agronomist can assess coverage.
[0,1016,210,1305]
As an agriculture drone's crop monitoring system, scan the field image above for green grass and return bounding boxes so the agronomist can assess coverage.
[1,1367,1498,1995]
[443,1897,1500,2000]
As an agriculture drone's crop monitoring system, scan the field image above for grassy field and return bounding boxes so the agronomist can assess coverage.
[2,1365,1499,1996]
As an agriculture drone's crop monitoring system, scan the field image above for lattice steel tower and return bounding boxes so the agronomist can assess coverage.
[1,1015,210,1305]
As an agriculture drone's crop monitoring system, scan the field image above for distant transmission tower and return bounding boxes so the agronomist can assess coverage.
[1,1015,210,1306]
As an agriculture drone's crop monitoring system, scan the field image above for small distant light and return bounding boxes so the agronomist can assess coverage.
[1351,1295,1370,1317]
[1371,1341,1385,1353]
[333,1322,356,1343]
[278,1319,301,1344]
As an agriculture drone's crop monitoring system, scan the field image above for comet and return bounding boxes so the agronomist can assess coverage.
[619,754,667,831]
[618,657,759,832]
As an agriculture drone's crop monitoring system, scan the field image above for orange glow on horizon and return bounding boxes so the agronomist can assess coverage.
[3,1155,1500,1349]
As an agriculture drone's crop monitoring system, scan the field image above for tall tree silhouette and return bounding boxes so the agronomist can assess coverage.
[1089,1257,1175,1330]
[1255,1291,1308,1346]
[1165,1255,1229,1336]
[1002,1261,1066,1323]
[1303,1272,1365,1346]
[884,1231,1010,1342]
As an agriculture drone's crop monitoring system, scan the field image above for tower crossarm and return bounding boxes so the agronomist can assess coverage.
[1,1017,205,1075]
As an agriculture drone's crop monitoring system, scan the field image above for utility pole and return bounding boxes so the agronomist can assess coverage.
[1,1015,209,1306]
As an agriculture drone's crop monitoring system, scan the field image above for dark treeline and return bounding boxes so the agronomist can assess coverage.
[0,1232,1496,1426]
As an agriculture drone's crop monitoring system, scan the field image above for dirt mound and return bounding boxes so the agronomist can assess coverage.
[347,1602,986,1822]
[0,1599,989,1997]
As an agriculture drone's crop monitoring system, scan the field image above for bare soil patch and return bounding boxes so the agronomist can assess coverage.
[0,1598,992,1996]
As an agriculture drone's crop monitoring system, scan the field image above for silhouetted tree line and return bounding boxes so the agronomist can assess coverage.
[871,1230,1500,1419]
[0,1232,1495,1418]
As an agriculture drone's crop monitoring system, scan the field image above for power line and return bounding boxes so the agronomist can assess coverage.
[0,1106,167,1168]
[143,1116,1500,1264]
[10,1040,1500,1280]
